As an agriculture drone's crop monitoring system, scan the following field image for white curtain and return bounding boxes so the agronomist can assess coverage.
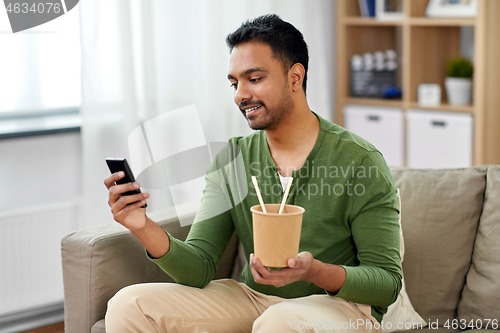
[79,0,336,227]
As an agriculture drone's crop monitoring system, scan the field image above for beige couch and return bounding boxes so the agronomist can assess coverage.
[61,165,500,332]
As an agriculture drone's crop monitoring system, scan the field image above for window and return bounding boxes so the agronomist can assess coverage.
[0,5,81,115]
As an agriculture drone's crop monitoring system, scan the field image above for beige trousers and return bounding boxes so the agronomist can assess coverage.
[105,279,381,333]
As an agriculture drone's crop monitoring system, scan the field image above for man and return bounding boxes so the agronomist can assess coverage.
[104,14,401,332]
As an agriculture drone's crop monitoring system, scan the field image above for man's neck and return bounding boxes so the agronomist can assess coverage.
[265,104,319,152]
[264,102,320,177]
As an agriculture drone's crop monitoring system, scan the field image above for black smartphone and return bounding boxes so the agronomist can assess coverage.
[106,158,147,208]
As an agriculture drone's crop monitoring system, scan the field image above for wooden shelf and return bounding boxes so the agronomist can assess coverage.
[345,97,403,108]
[407,102,474,113]
[343,17,404,26]
[344,100,474,114]
[409,18,476,27]
[335,0,500,166]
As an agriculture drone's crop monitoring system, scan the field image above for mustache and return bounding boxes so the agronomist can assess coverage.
[239,100,264,111]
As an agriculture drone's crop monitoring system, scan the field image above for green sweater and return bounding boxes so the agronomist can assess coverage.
[150,112,402,322]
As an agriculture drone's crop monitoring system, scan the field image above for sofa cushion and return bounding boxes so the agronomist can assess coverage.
[390,166,487,324]
[383,189,426,332]
[91,319,106,333]
[458,165,500,322]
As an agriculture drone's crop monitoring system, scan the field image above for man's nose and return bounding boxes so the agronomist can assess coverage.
[234,83,252,104]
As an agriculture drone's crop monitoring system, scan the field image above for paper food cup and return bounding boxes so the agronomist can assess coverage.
[251,204,305,268]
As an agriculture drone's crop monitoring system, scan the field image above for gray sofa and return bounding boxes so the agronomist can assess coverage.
[61,165,500,332]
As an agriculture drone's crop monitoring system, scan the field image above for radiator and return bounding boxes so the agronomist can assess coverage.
[0,200,82,319]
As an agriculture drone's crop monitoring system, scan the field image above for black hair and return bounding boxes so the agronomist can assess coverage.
[226,14,309,93]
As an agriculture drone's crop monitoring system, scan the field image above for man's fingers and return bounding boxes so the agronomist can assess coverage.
[249,252,314,288]
[250,254,272,277]
[108,182,142,206]
[111,192,149,214]
[249,254,267,283]
[250,254,298,288]
[109,182,141,196]
[104,171,125,189]
[113,199,147,220]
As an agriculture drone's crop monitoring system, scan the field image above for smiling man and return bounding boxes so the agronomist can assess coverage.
[228,43,296,132]
[104,14,402,333]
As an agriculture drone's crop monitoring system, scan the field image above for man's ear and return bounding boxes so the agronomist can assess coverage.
[289,63,305,93]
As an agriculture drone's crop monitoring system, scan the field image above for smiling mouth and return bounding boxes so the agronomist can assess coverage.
[243,104,263,116]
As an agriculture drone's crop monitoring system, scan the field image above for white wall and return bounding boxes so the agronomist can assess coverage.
[0,131,82,328]
[0,132,82,212]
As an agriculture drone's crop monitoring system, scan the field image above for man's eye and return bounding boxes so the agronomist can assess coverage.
[230,82,237,89]
[250,77,262,82]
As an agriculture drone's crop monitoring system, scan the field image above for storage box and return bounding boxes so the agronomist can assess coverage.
[344,105,404,167]
[407,109,473,169]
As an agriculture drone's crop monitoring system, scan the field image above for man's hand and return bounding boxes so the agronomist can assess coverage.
[104,172,170,258]
[250,252,347,292]
[249,252,314,288]
[104,171,150,232]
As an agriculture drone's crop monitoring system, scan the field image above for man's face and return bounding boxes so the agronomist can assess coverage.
[228,42,294,131]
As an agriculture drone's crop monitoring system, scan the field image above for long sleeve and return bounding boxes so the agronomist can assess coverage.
[149,145,241,288]
[334,151,402,318]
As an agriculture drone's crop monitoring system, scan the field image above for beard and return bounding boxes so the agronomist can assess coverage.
[239,84,295,131]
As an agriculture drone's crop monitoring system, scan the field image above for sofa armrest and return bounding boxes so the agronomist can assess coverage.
[61,209,239,333]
